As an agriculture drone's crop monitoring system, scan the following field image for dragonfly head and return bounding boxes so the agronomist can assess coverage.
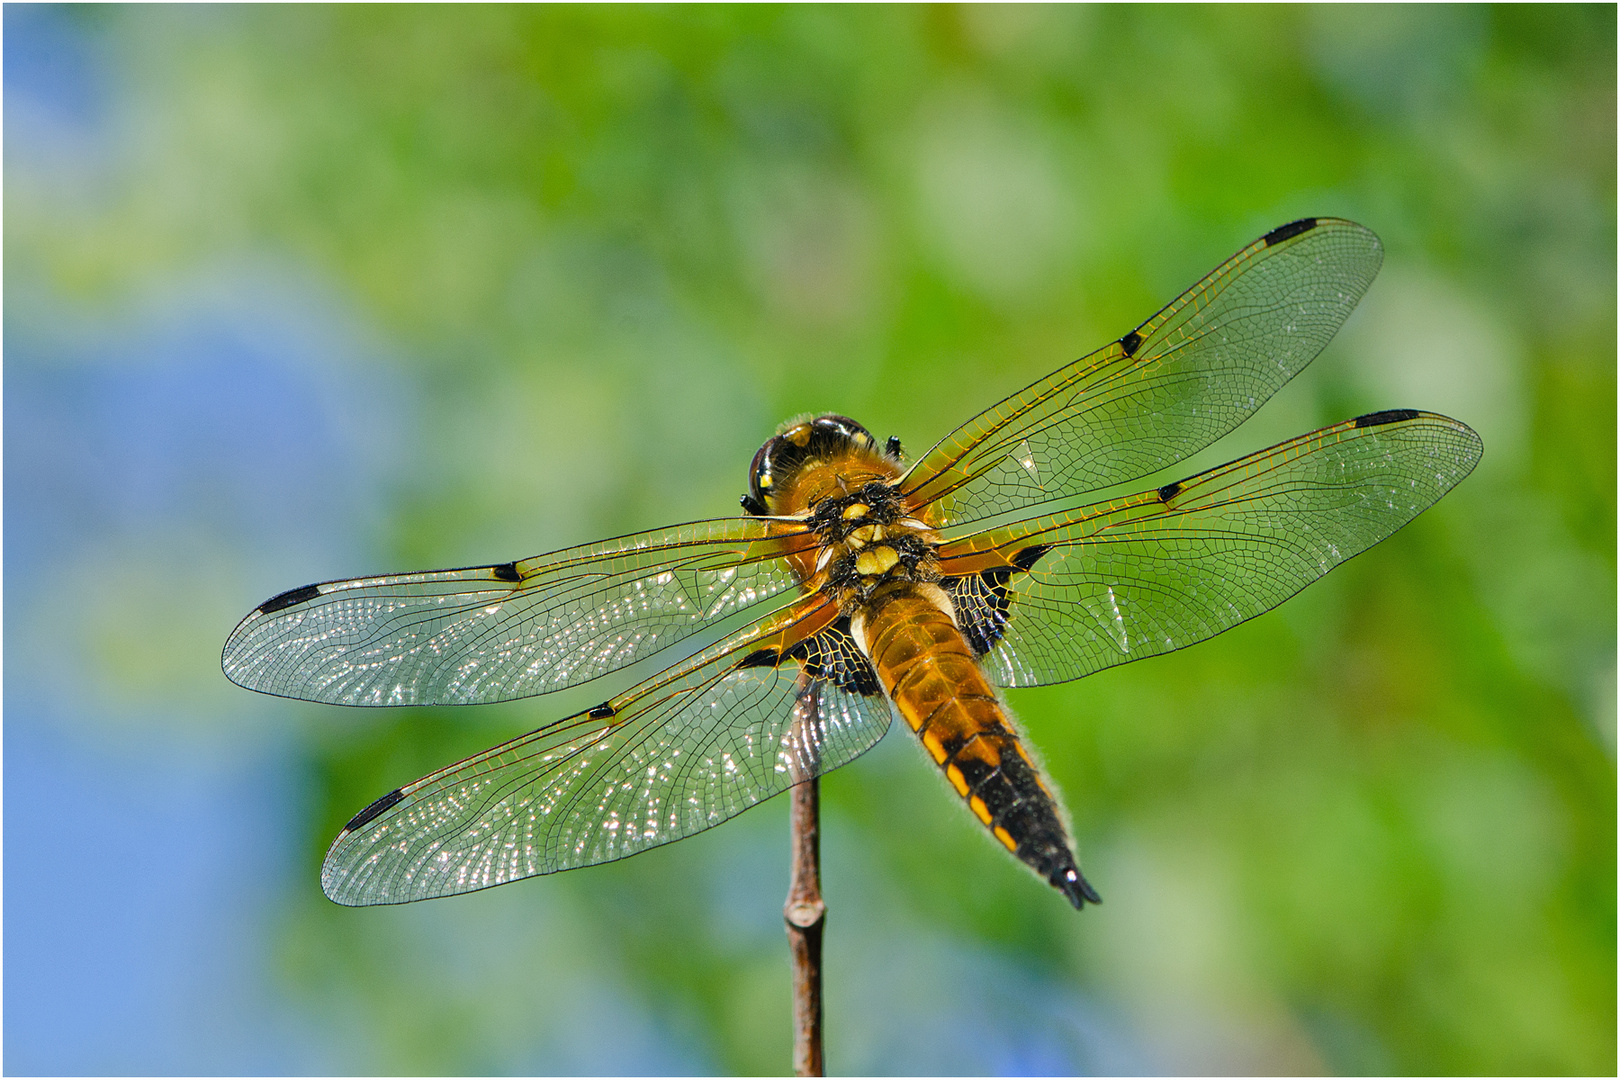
[744,414,901,516]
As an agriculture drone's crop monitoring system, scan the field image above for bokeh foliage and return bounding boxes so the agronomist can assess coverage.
[7,5,1614,1074]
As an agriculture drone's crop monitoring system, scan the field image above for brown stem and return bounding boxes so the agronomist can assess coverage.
[785,774,825,1076]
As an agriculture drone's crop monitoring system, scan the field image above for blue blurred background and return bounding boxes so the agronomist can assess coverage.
[5,5,1613,1074]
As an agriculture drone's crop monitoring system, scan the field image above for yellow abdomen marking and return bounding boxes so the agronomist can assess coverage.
[858,585,1083,899]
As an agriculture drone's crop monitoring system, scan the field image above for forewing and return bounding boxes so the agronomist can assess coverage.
[938,411,1481,687]
[222,518,814,706]
[902,218,1384,526]
[321,605,893,905]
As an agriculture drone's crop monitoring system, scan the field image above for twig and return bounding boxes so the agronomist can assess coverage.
[785,774,826,1076]
[784,676,826,1074]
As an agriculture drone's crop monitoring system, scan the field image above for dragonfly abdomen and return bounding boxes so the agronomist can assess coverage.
[855,588,1101,909]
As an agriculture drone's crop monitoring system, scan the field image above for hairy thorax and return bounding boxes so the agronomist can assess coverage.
[746,415,942,610]
[804,476,944,604]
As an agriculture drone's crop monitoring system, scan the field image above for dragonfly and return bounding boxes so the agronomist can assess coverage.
[223,217,1481,909]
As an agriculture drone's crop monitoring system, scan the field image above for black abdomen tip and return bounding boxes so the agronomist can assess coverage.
[1262,218,1318,246]
[343,788,404,833]
[1353,408,1421,428]
[259,583,322,615]
[1056,866,1103,909]
[1049,867,1101,906]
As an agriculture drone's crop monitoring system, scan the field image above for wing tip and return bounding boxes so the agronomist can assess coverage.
[1351,408,1485,466]
[1260,216,1383,264]
[320,861,379,907]
[320,876,364,907]
[321,788,408,907]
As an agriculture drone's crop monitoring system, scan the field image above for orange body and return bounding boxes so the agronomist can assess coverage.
[859,590,1023,845]
[758,417,1093,905]
[854,587,1084,898]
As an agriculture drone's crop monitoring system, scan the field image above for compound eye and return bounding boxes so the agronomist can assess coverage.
[813,414,874,448]
[747,438,776,511]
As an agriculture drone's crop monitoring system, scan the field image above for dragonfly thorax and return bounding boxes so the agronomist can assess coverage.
[803,483,943,603]
[807,480,905,541]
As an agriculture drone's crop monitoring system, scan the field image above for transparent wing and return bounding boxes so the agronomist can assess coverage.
[320,601,893,905]
[901,218,1384,527]
[222,517,815,706]
[936,411,1481,687]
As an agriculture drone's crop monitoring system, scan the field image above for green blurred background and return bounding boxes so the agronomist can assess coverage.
[6,4,1614,1074]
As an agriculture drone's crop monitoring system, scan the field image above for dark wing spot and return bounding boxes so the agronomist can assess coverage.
[1012,544,1052,571]
[947,546,1052,655]
[1262,218,1318,246]
[491,562,521,582]
[736,648,780,670]
[1354,408,1420,428]
[786,618,881,695]
[948,572,1012,656]
[1157,480,1182,502]
[1118,330,1143,357]
[588,702,617,720]
[259,583,322,615]
[343,788,404,833]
